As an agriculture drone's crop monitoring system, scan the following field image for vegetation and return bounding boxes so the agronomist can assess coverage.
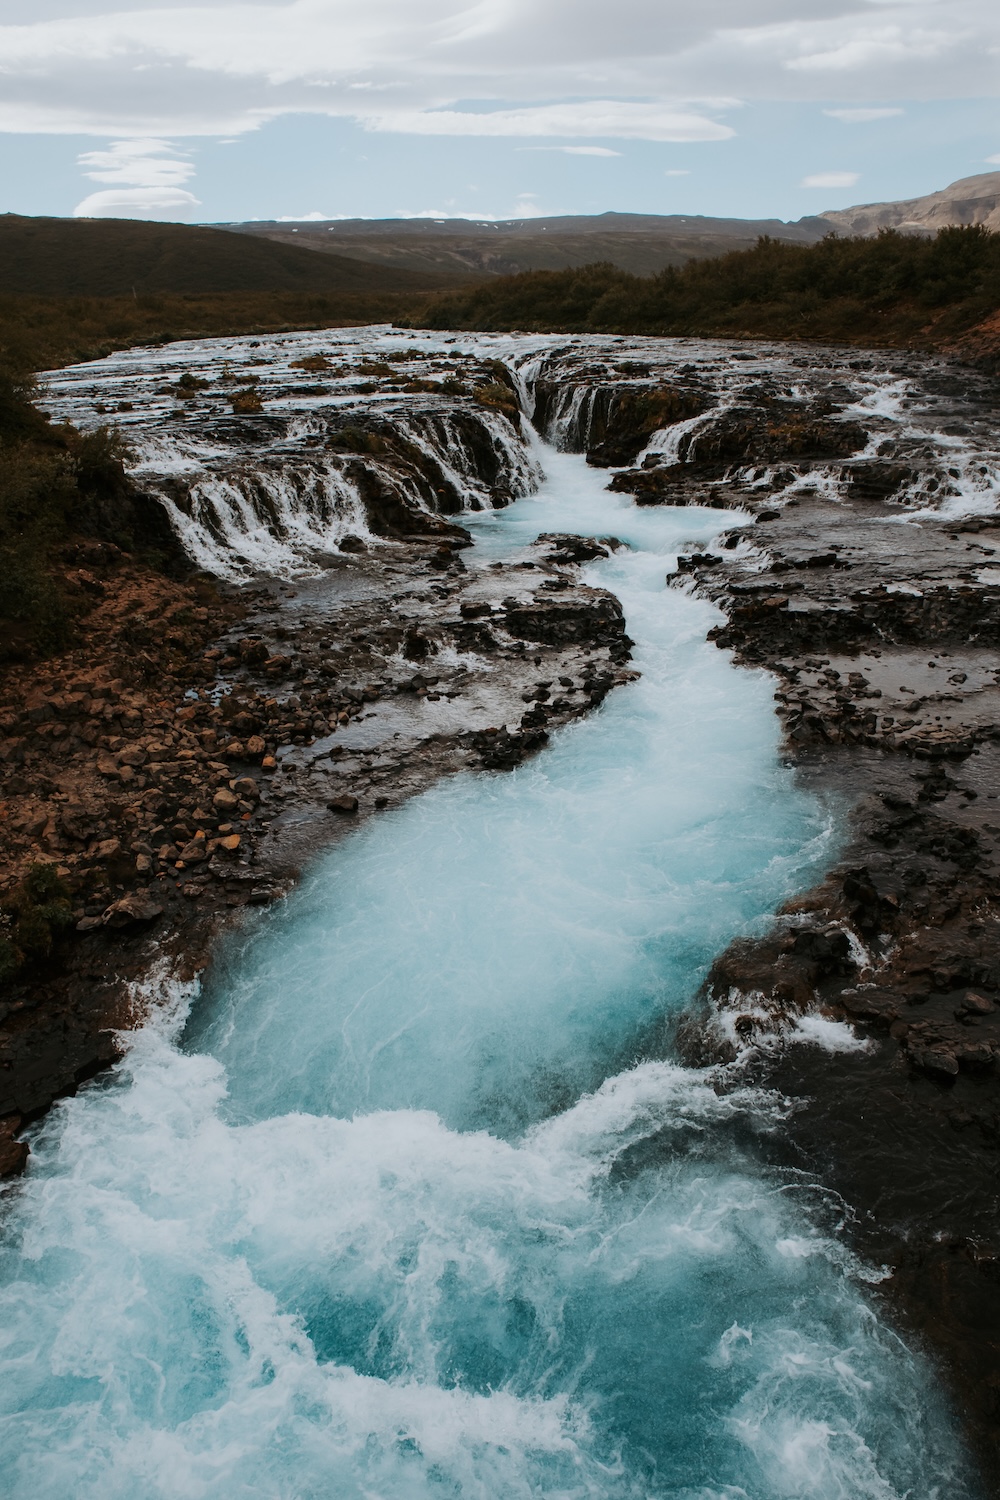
[0,214,470,299]
[419,227,1000,348]
[0,354,185,660]
[0,863,73,986]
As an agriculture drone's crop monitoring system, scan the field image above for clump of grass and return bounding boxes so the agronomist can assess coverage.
[0,864,74,989]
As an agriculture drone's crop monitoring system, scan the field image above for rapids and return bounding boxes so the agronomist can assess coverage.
[2,375,984,1496]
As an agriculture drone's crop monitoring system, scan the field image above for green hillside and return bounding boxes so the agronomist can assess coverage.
[0,215,467,297]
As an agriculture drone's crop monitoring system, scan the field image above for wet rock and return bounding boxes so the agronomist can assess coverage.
[327,795,359,814]
[102,895,165,929]
[912,1046,960,1079]
[0,1118,28,1178]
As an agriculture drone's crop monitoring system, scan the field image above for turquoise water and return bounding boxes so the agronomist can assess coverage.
[0,443,978,1498]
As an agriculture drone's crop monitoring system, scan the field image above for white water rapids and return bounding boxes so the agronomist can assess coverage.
[2,343,986,1497]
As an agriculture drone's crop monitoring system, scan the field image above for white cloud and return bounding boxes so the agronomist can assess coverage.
[786,25,955,74]
[73,186,201,218]
[800,170,860,188]
[823,106,905,121]
[664,169,691,176]
[517,145,622,156]
[71,136,199,217]
[77,137,195,188]
[362,102,733,142]
[1,2,998,143]
[987,153,1000,164]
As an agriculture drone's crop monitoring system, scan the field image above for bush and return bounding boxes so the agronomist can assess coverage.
[422,226,1000,345]
[0,864,74,989]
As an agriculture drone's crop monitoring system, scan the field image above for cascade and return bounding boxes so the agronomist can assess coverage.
[0,371,979,1496]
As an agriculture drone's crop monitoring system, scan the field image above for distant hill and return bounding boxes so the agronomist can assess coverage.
[225,211,828,279]
[226,175,1000,278]
[818,172,1000,238]
[0,215,467,297]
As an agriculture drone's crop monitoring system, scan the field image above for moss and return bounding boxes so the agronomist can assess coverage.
[0,864,74,989]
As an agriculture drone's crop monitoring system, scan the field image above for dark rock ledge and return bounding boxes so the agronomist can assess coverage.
[668,467,1000,1484]
[0,532,632,1177]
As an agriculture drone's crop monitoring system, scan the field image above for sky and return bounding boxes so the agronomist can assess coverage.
[0,0,998,226]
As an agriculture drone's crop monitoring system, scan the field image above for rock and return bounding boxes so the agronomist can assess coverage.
[0,1118,28,1178]
[231,777,259,802]
[956,1043,995,1071]
[177,839,208,864]
[327,795,359,814]
[213,788,240,814]
[118,747,147,768]
[75,915,104,933]
[261,755,277,772]
[102,895,165,929]
[94,838,122,860]
[914,1047,960,1079]
[960,992,995,1016]
[96,751,120,779]
[246,735,266,758]
[217,834,242,854]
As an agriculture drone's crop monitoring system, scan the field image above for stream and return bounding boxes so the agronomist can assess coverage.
[0,421,981,1496]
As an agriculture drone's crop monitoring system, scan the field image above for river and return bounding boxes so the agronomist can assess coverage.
[0,409,980,1496]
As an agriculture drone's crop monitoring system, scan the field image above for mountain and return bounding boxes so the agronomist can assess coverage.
[0,215,467,297]
[224,211,828,279]
[226,175,1000,280]
[818,172,1000,238]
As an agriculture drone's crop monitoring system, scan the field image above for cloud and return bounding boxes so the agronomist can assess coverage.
[664,169,691,176]
[3,2,999,142]
[517,145,622,156]
[73,186,201,218]
[800,170,860,188]
[785,25,955,74]
[70,136,200,217]
[77,137,195,188]
[987,153,1000,164]
[362,102,733,142]
[823,106,905,122]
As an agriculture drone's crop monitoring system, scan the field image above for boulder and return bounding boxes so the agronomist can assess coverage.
[102,895,165,929]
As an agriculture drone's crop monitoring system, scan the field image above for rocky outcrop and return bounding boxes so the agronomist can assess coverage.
[534,380,709,465]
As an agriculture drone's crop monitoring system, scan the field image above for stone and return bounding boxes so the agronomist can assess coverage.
[915,1047,959,1079]
[102,895,165,929]
[246,735,266,758]
[177,839,207,864]
[957,1043,995,1071]
[213,788,240,814]
[327,795,359,814]
[96,751,120,779]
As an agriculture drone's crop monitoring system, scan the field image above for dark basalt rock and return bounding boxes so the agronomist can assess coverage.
[841,460,919,501]
[502,591,627,648]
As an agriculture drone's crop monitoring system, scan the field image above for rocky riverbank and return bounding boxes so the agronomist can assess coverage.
[549,344,1000,1483]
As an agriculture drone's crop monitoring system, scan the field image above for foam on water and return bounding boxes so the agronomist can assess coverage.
[0,439,979,1498]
